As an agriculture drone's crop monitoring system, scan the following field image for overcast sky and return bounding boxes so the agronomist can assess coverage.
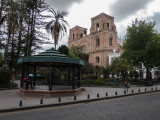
[43,0,160,50]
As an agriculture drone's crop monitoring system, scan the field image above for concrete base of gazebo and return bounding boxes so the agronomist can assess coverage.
[19,87,85,97]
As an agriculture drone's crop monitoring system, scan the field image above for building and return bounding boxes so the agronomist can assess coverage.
[68,13,123,67]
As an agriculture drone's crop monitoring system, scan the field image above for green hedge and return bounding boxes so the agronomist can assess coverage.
[0,67,12,88]
[82,78,108,85]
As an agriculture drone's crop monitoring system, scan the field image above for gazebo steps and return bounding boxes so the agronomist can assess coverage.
[19,87,85,97]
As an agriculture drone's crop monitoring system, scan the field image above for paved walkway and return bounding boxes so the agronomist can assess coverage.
[0,80,159,111]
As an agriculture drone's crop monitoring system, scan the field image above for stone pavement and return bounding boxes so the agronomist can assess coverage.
[0,80,160,111]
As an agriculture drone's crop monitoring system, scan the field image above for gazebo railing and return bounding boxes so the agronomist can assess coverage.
[22,79,81,90]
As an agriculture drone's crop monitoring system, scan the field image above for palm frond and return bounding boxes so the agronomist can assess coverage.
[62,19,69,26]
[0,16,6,25]
[45,9,69,49]
[49,8,56,18]
[59,11,68,18]
[45,20,55,33]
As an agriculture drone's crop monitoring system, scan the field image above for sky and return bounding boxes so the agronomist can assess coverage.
[44,0,160,50]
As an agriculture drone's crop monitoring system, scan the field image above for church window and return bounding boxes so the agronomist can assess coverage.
[96,56,100,63]
[96,23,99,31]
[107,23,109,30]
[96,38,100,47]
[82,46,86,53]
[84,30,86,34]
[109,37,112,46]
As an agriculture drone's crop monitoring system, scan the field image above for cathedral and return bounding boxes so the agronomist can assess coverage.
[68,13,123,67]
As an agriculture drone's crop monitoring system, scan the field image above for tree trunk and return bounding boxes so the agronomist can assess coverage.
[4,25,12,67]
[17,1,23,58]
[25,11,31,56]
[55,43,56,50]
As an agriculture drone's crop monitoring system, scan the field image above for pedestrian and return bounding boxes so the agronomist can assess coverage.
[26,75,33,89]
[124,80,128,92]
[12,75,15,83]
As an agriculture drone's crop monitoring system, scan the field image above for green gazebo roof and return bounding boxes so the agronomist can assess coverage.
[18,49,85,66]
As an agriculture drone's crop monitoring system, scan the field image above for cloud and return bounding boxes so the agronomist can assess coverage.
[116,12,160,39]
[146,12,160,32]
[117,24,127,38]
[45,0,83,11]
[109,0,152,21]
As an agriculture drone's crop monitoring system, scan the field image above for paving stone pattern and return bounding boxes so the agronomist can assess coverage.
[0,90,160,120]
[0,80,159,110]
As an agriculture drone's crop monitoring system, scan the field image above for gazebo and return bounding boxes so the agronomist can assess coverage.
[18,49,85,96]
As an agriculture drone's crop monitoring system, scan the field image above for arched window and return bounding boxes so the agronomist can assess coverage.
[107,23,109,30]
[82,45,86,53]
[96,23,99,31]
[80,33,83,38]
[84,30,86,34]
[96,56,100,63]
[96,38,100,47]
[109,37,112,46]
[72,34,75,40]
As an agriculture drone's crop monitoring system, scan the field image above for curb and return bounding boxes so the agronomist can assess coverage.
[0,88,19,90]
[0,89,160,113]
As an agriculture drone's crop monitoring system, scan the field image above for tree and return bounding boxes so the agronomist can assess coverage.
[45,8,68,50]
[0,0,25,67]
[58,45,69,56]
[67,46,93,77]
[0,0,51,70]
[0,67,12,88]
[109,57,133,80]
[0,0,5,50]
[81,63,95,76]
[0,52,2,64]
[129,70,139,80]
[145,35,160,67]
[122,19,160,80]
[102,67,110,79]
[23,0,50,56]
[68,46,78,59]
[69,46,89,62]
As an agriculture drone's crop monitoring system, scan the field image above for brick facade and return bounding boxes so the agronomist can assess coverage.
[68,13,122,67]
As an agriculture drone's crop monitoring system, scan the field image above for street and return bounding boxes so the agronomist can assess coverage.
[0,92,160,120]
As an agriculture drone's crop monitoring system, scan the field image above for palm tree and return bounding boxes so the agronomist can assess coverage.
[0,0,27,67]
[45,8,69,50]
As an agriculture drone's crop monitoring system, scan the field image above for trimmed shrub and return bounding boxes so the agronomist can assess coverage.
[82,78,108,86]
[94,78,108,85]
[0,67,12,88]
[87,74,97,79]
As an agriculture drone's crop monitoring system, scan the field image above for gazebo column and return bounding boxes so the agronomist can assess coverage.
[25,63,30,90]
[68,67,71,86]
[20,63,25,88]
[33,64,36,86]
[77,66,81,88]
[72,65,75,90]
[49,65,53,91]
[26,63,29,77]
